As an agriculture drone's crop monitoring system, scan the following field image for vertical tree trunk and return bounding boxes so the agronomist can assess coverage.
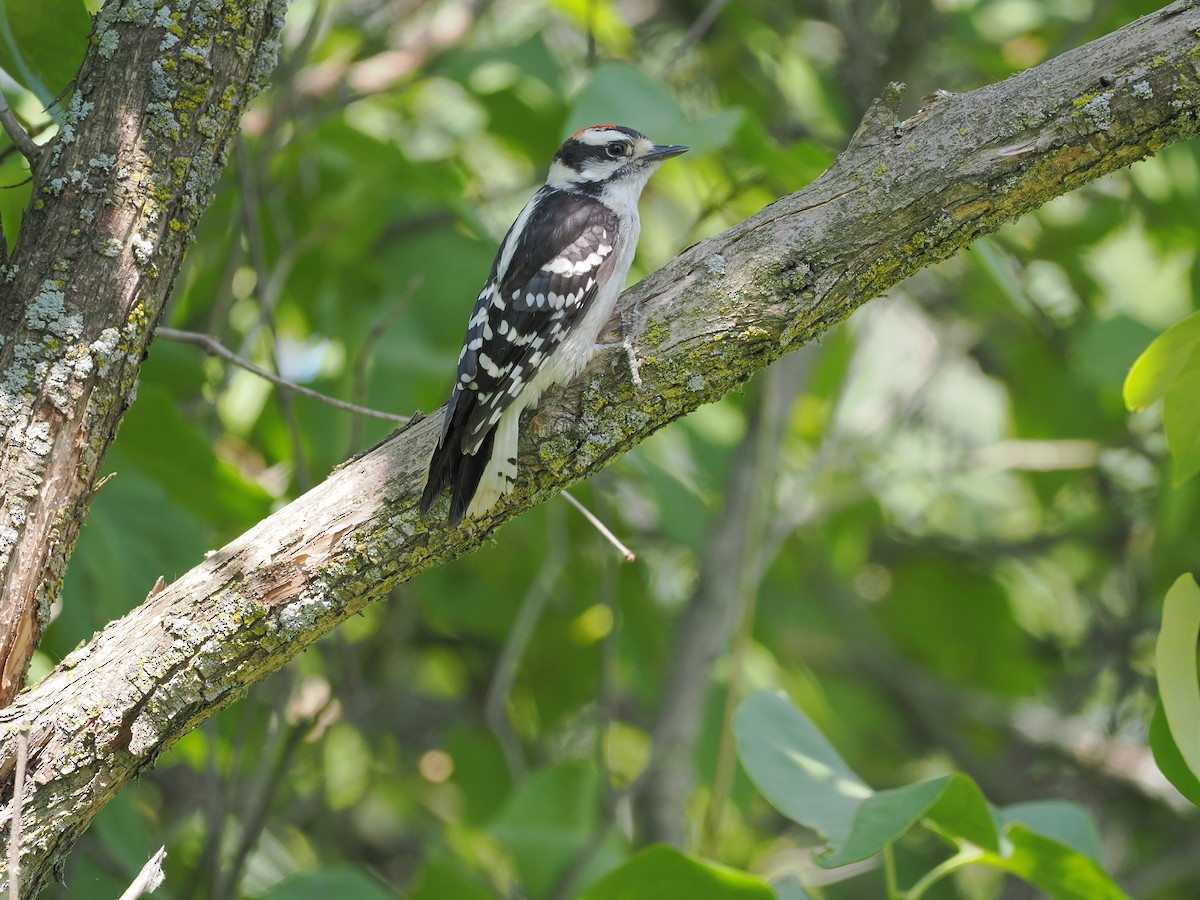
[0,0,288,707]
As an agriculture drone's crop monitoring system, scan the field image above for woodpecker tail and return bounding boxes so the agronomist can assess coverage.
[420,404,520,526]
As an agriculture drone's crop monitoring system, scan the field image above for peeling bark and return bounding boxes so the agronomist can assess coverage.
[0,1,1195,894]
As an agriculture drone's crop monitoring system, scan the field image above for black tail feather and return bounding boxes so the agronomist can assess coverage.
[419,420,495,527]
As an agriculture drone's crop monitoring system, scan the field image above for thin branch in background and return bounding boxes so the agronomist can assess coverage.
[561,490,635,563]
[485,511,568,782]
[661,0,729,76]
[158,328,411,424]
[116,846,167,900]
[5,723,28,900]
[0,94,40,166]
[348,275,423,452]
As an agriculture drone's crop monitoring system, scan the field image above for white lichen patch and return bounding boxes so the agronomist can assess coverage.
[706,254,726,276]
[1131,81,1154,100]
[90,328,122,377]
[26,282,84,340]
[132,234,156,265]
[1081,92,1114,131]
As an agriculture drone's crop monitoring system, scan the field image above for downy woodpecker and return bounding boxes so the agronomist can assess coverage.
[419,125,687,525]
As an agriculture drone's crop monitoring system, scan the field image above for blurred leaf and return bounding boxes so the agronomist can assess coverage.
[489,761,624,898]
[259,867,398,899]
[996,801,1104,863]
[771,876,816,900]
[0,0,90,103]
[567,62,740,152]
[581,845,775,900]
[1164,360,1200,485]
[1154,574,1200,786]
[409,860,495,900]
[821,774,997,867]
[1149,699,1200,808]
[1123,310,1200,411]
[983,823,1129,900]
[113,384,274,532]
[733,690,870,850]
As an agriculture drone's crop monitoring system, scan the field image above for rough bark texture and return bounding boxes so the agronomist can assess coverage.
[0,0,287,709]
[0,1,1196,894]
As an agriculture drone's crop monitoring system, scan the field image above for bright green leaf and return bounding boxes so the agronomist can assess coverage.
[1149,699,1200,808]
[1123,310,1200,411]
[0,0,90,104]
[581,845,775,900]
[1155,574,1200,785]
[734,690,872,848]
[983,823,1128,900]
[1164,360,1200,484]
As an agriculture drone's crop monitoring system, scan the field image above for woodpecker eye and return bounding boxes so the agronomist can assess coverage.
[605,141,627,159]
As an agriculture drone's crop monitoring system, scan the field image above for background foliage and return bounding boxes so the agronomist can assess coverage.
[2,0,1198,897]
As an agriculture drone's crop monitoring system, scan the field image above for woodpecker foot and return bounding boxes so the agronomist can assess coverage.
[595,307,644,389]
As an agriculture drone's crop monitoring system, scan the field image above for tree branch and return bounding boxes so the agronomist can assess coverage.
[0,2,1197,894]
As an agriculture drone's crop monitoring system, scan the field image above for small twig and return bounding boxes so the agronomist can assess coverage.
[561,491,635,563]
[157,328,410,424]
[0,94,40,166]
[6,723,29,900]
[117,846,167,900]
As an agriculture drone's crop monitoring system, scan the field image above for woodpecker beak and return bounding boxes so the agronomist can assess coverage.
[644,144,688,162]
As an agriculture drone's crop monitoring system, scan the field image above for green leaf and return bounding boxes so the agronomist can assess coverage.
[821,774,996,867]
[259,868,398,900]
[996,801,1103,863]
[1123,310,1200,411]
[0,0,91,104]
[581,845,775,900]
[1149,699,1200,808]
[733,690,871,849]
[982,823,1129,900]
[1164,360,1200,484]
[1155,574,1200,785]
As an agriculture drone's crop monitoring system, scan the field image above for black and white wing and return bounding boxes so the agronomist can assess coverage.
[420,188,621,523]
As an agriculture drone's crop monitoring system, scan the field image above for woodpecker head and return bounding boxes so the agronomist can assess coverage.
[546,125,687,195]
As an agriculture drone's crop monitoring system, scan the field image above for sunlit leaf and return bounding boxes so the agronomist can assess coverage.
[733,690,871,849]
[982,824,1129,900]
[1123,310,1200,411]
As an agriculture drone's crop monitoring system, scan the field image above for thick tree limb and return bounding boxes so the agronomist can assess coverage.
[0,2,1197,894]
